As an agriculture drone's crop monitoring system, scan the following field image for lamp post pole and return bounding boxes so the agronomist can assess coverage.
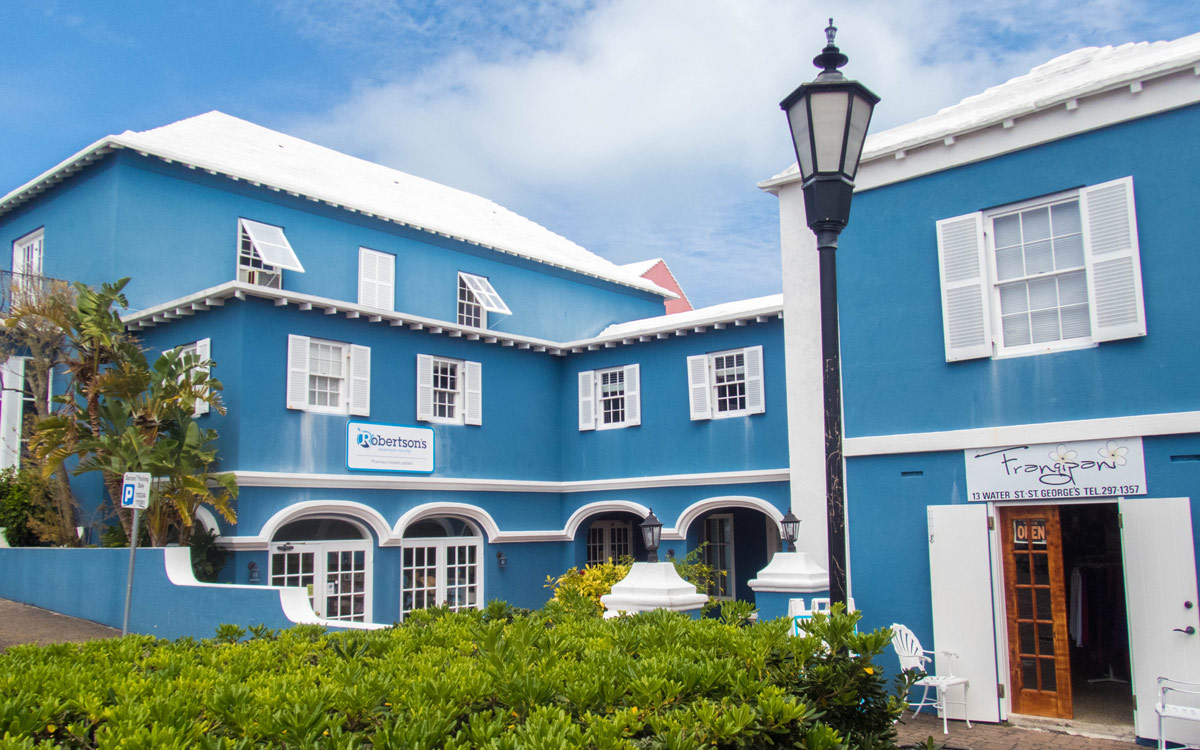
[779,20,879,607]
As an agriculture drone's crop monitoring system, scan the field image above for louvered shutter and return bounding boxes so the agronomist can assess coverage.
[359,248,395,311]
[464,360,482,426]
[1080,176,1145,343]
[623,364,641,426]
[687,354,712,421]
[358,248,377,307]
[0,358,25,468]
[194,338,211,415]
[743,346,765,414]
[416,354,434,422]
[578,370,596,431]
[936,212,992,361]
[349,345,371,416]
[286,335,310,410]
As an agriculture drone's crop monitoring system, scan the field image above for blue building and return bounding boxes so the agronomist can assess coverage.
[0,112,792,624]
[764,33,1200,743]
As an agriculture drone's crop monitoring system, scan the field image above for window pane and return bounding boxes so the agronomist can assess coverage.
[1028,278,1058,311]
[1051,201,1081,235]
[1021,207,1051,243]
[1053,233,1084,269]
[1024,240,1054,275]
[993,214,1022,249]
[999,284,1028,315]
[1060,305,1091,340]
[995,246,1024,281]
[1031,310,1060,343]
[1002,314,1031,347]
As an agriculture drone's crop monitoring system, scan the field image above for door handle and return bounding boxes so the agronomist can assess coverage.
[1174,626,1196,635]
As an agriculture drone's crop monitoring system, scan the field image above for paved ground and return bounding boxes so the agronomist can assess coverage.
[894,711,1139,749]
[0,598,119,652]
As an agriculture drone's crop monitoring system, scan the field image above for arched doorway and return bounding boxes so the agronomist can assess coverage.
[270,517,373,622]
[401,517,483,619]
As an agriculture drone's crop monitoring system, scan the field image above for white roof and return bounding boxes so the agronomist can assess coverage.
[620,258,665,277]
[1,111,670,297]
[598,293,783,339]
[764,31,1200,184]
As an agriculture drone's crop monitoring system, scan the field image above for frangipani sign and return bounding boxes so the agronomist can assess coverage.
[965,437,1145,502]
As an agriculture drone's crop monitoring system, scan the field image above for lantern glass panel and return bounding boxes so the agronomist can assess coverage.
[809,90,850,174]
[786,100,815,181]
[842,92,874,179]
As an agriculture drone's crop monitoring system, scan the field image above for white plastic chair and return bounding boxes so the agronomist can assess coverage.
[1156,677,1200,749]
[890,623,970,734]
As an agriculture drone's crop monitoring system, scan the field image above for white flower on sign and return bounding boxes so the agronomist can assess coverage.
[1049,444,1077,463]
[1099,440,1129,467]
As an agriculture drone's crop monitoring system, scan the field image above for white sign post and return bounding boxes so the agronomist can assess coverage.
[964,437,1146,502]
[120,471,151,636]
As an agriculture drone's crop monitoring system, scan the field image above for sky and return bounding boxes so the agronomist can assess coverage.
[1,1,1197,309]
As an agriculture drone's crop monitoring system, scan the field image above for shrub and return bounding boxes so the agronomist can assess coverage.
[0,467,56,546]
[189,526,227,582]
[0,602,911,748]
[545,546,722,615]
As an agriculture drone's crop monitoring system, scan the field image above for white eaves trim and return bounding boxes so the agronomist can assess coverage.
[0,112,673,299]
[759,33,1200,193]
[120,282,782,356]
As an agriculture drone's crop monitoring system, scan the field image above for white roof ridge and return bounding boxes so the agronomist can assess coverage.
[760,31,1200,186]
[596,293,783,339]
[2,111,673,298]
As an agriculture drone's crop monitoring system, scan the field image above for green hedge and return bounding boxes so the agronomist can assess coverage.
[0,599,912,749]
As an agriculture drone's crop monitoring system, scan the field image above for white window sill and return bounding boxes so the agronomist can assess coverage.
[990,339,1098,360]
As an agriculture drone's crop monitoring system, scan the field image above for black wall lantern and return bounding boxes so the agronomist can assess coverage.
[780,510,801,552]
[640,509,663,563]
[779,19,879,606]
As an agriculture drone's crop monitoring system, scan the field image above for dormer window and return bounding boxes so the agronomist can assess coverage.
[238,219,304,289]
[457,272,510,329]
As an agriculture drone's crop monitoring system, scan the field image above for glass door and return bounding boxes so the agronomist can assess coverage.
[999,505,1073,718]
[401,537,482,619]
[270,540,372,622]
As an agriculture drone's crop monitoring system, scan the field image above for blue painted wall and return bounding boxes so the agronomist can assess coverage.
[2,152,664,340]
[837,103,1200,439]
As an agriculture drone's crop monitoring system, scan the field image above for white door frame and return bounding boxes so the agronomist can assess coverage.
[400,534,484,620]
[269,538,374,622]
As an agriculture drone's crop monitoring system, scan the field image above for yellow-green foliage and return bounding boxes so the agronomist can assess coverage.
[545,558,633,613]
[0,604,912,749]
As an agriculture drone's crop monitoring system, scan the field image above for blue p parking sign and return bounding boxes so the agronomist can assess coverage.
[120,472,151,510]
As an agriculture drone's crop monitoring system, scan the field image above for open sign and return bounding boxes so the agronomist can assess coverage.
[1013,519,1047,546]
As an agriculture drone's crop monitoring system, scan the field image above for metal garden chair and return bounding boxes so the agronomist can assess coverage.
[1157,676,1200,749]
[890,623,970,734]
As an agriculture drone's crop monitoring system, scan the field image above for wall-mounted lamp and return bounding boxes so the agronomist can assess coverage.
[247,561,260,584]
[496,550,508,568]
[277,543,294,552]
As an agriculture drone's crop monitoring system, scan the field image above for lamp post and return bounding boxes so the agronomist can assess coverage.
[640,509,663,563]
[779,19,879,606]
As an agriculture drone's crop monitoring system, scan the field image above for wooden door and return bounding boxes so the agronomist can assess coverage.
[999,505,1073,718]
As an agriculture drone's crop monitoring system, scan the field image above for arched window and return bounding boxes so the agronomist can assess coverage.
[401,516,483,619]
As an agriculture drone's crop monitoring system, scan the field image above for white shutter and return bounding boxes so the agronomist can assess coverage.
[416,354,434,422]
[286,335,310,410]
[359,248,395,311]
[936,212,992,362]
[578,370,596,431]
[623,364,641,426]
[743,346,765,414]
[1080,176,1145,343]
[687,354,711,421]
[194,337,211,415]
[464,360,482,426]
[349,345,371,417]
[0,358,25,469]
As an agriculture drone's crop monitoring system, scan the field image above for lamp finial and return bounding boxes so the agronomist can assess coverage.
[825,18,837,45]
[813,18,849,77]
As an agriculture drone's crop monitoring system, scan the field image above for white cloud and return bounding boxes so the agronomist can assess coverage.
[284,0,1196,306]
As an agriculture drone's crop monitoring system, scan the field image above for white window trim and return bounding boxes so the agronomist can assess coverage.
[416,354,481,426]
[578,364,640,431]
[286,335,370,416]
[12,228,43,279]
[686,346,765,421]
[176,338,212,416]
[400,534,483,620]
[358,247,395,311]
[936,176,1145,362]
[269,538,373,622]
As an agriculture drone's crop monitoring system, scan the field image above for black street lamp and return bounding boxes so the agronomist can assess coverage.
[779,19,879,606]
[640,509,663,563]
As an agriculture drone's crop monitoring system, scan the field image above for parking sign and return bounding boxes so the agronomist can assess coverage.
[120,472,151,510]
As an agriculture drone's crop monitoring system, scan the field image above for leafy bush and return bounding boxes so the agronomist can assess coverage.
[546,546,722,615]
[189,526,227,582]
[0,467,56,547]
[0,602,911,748]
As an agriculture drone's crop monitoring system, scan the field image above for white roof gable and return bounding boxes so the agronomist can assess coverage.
[763,31,1200,186]
[1,111,670,297]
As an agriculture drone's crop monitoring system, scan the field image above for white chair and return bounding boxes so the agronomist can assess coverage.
[890,623,970,734]
[1156,677,1200,749]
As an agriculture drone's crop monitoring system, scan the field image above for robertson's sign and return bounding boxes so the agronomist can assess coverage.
[347,422,434,473]
[965,437,1145,502]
